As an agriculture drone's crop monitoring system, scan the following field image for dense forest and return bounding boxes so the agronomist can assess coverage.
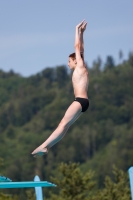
[0,52,133,199]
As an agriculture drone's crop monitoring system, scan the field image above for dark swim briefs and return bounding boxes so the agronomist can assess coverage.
[74,97,89,112]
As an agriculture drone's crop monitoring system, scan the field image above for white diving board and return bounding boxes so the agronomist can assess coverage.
[0,181,56,189]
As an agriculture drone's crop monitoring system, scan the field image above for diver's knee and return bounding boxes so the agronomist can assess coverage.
[59,119,69,129]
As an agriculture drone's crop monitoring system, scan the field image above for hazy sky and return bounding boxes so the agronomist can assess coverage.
[0,0,133,77]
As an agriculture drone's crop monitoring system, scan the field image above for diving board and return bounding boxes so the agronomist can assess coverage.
[0,181,56,189]
[0,175,12,182]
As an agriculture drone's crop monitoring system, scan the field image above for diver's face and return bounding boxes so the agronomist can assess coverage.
[68,57,76,69]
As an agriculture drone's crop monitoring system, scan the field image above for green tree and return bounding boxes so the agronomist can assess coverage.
[42,67,55,83]
[92,165,131,200]
[92,57,102,76]
[46,162,95,200]
[0,158,3,168]
[0,193,18,200]
[119,50,123,63]
[128,52,133,67]
[104,55,115,71]
[56,66,69,88]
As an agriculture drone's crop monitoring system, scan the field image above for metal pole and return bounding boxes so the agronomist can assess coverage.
[34,175,43,200]
[128,167,133,200]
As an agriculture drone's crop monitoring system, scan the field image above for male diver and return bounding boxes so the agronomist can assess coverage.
[32,20,89,156]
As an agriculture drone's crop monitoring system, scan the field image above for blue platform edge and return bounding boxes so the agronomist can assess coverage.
[0,176,12,182]
[0,181,56,188]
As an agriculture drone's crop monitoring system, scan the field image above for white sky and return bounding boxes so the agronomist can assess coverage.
[0,0,133,77]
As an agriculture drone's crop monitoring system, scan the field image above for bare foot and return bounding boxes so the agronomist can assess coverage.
[31,146,48,157]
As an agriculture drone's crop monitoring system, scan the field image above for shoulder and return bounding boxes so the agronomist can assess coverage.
[75,64,88,75]
[76,58,86,70]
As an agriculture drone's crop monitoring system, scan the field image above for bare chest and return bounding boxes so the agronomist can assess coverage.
[72,68,88,85]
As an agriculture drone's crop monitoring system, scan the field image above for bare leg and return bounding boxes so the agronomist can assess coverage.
[31,101,82,156]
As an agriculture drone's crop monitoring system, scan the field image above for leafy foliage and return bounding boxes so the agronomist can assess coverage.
[92,165,131,200]
[46,163,130,200]
[47,162,95,200]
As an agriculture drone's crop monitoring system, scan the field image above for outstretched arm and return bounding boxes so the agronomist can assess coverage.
[79,22,87,57]
[75,20,87,65]
[79,29,84,54]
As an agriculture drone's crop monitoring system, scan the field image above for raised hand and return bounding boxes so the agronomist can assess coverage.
[80,21,87,33]
[76,20,87,32]
[76,20,86,29]
[75,20,87,53]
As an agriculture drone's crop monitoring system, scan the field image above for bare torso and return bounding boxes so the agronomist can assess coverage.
[72,64,89,99]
